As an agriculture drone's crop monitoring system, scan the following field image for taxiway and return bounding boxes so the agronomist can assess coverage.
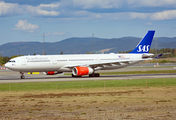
[0,65,176,83]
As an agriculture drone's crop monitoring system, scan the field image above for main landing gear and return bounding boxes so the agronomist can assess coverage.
[89,73,100,77]
[20,72,25,79]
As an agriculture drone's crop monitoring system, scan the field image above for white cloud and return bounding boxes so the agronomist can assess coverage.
[58,0,176,10]
[130,12,149,19]
[151,10,176,20]
[78,12,148,20]
[127,0,176,7]
[26,2,60,16]
[39,3,60,8]
[58,0,176,21]
[0,1,23,16]
[14,20,39,33]
[73,0,122,9]
[1,0,176,21]
[63,0,176,9]
[0,1,60,17]
[25,4,60,16]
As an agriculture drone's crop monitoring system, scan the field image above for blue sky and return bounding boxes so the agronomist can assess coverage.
[1,0,176,45]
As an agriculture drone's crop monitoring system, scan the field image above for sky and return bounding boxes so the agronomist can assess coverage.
[1,0,176,45]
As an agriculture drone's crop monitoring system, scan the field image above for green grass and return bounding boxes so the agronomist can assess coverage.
[0,78,176,92]
[99,70,176,75]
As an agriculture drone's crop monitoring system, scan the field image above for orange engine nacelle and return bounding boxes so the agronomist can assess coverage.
[72,66,94,76]
[43,71,63,75]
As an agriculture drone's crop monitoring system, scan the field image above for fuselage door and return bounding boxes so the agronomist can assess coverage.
[130,55,133,59]
[21,58,26,65]
[53,58,57,64]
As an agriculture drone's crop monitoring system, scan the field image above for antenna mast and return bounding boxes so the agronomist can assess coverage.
[43,33,45,55]
[92,33,94,53]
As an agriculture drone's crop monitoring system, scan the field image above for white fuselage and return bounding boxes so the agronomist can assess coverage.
[5,53,143,73]
[4,30,155,79]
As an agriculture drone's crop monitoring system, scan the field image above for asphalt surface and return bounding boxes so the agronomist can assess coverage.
[0,65,176,83]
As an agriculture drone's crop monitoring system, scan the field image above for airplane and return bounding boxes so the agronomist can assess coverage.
[5,30,155,79]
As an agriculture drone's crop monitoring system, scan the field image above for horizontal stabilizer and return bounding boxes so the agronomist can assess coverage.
[154,54,163,59]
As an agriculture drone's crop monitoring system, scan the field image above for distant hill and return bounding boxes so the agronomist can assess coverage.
[0,36,176,57]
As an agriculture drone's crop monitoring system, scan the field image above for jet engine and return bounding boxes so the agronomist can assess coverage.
[43,71,63,75]
[72,66,94,76]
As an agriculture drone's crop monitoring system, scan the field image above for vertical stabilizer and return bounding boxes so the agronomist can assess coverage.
[130,31,155,54]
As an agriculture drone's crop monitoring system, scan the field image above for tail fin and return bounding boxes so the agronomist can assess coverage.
[130,31,155,54]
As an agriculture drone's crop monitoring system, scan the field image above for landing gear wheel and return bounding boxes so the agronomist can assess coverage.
[20,72,25,79]
[95,73,100,77]
[89,73,100,77]
[21,75,25,79]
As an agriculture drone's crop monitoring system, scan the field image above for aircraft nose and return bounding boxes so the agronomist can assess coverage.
[5,63,10,68]
[5,63,7,67]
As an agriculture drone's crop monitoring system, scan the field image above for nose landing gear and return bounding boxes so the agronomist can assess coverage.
[20,72,25,79]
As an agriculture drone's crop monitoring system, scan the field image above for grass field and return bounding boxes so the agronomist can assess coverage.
[0,77,176,119]
[0,78,176,92]
[99,70,176,75]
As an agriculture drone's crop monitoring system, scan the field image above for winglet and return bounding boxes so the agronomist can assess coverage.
[130,31,155,54]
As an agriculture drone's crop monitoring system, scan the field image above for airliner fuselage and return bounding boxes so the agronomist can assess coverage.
[5,30,155,79]
[5,53,144,72]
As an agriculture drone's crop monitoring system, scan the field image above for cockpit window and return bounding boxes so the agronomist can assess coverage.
[8,60,16,63]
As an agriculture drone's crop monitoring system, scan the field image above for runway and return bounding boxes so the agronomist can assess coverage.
[1,66,176,83]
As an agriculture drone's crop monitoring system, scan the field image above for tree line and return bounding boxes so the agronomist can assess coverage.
[119,48,176,58]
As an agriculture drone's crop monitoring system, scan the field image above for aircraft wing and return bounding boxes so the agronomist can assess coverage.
[64,58,152,69]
